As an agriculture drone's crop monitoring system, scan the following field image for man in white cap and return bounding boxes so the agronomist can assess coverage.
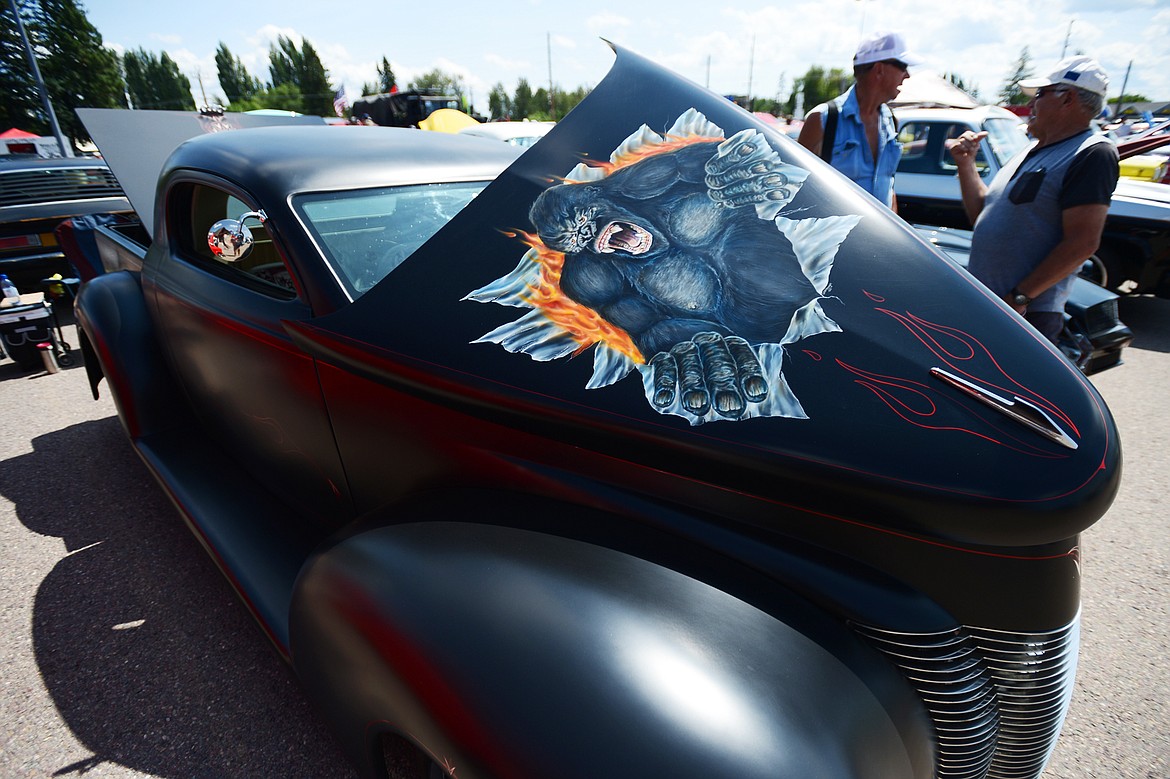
[797,30,921,210]
[947,55,1119,344]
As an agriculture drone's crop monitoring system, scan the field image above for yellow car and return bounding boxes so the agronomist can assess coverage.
[1119,152,1169,183]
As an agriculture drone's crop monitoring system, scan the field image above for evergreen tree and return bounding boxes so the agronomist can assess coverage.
[998,48,1034,106]
[298,40,332,116]
[488,82,512,119]
[266,35,333,115]
[22,0,124,144]
[215,43,262,105]
[512,78,533,120]
[376,56,396,93]
[122,48,195,110]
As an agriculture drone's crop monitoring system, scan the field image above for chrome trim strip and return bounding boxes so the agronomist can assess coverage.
[930,367,1078,450]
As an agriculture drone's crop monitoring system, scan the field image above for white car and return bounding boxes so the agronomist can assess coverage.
[893,104,1170,295]
[458,120,555,148]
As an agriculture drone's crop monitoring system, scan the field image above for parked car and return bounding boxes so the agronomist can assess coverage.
[893,104,1170,295]
[0,154,131,289]
[458,120,556,147]
[1118,152,1168,183]
[73,45,1119,779]
[913,224,1132,374]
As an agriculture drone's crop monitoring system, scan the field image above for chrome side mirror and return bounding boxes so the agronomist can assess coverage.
[207,210,266,263]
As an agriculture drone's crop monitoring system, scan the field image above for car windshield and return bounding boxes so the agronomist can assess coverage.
[983,117,1030,166]
[295,181,489,297]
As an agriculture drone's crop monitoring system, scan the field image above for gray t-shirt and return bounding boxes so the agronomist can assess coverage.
[968,130,1118,313]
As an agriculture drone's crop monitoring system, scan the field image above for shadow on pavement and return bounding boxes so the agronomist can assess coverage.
[1118,295,1170,354]
[0,416,355,778]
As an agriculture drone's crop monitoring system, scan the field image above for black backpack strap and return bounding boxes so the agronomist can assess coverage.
[820,100,839,163]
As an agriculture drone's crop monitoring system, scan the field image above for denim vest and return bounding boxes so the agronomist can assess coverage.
[828,87,901,207]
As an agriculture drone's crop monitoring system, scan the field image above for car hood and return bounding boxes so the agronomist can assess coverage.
[1114,176,1170,204]
[77,108,324,239]
[291,44,1119,548]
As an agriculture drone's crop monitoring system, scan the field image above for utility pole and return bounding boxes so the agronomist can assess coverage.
[1116,60,1132,120]
[8,0,72,156]
[547,32,555,120]
[747,35,755,111]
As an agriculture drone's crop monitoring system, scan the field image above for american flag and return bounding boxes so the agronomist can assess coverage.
[333,86,348,117]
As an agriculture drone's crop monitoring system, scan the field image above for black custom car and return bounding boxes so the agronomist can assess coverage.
[74,46,1120,779]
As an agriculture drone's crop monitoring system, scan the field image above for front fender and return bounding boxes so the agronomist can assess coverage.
[74,270,185,439]
[291,518,933,779]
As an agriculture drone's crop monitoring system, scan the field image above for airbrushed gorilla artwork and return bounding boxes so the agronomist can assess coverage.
[467,109,860,425]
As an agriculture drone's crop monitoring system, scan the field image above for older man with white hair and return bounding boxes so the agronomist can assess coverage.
[947,55,1119,344]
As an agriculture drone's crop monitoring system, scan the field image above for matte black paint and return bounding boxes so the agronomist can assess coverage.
[74,44,1121,779]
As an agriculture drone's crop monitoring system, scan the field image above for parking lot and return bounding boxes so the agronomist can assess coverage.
[1,297,1168,779]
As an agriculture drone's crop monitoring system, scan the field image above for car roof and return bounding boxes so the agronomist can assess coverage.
[892,104,1022,123]
[458,121,556,141]
[167,125,522,195]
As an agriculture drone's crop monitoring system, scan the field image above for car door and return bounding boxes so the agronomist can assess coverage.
[146,175,352,528]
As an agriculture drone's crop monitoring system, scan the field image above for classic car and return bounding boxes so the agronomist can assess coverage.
[0,154,131,289]
[893,104,1170,296]
[74,45,1119,779]
[912,224,1132,375]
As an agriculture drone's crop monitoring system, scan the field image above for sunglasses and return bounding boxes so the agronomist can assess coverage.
[881,59,909,72]
[1033,86,1071,99]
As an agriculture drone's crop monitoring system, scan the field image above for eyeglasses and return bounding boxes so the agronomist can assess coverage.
[1033,86,1070,99]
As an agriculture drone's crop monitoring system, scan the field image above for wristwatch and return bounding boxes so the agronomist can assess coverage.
[1010,288,1033,307]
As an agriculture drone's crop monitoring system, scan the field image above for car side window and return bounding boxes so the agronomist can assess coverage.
[178,183,297,299]
[941,124,990,176]
[897,122,990,177]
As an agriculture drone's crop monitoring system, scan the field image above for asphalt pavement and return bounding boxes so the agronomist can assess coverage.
[1,299,1168,779]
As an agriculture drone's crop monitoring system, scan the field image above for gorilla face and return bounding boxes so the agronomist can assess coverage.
[530,184,665,259]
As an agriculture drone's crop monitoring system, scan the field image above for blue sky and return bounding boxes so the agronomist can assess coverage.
[82,0,1170,113]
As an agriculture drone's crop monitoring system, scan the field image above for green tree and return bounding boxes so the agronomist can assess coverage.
[215,42,262,105]
[785,65,851,115]
[408,68,465,103]
[225,82,303,113]
[375,56,396,93]
[488,82,512,119]
[0,1,41,134]
[16,0,124,144]
[512,78,534,120]
[998,48,1034,106]
[123,48,195,110]
[267,35,333,115]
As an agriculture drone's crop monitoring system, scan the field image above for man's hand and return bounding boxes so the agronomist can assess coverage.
[945,130,989,165]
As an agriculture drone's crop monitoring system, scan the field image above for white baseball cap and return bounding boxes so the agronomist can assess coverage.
[1019,55,1110,97]
[853,31,923,67]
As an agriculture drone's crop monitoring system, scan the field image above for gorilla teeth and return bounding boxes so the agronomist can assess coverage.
[596,221,653,255]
